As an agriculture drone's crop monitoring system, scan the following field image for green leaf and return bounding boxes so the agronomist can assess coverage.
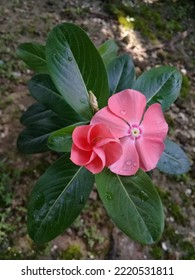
[20,103,52,126]
[48,122,88,152]
[98,39,119,66]
[16,43,48,73]
[133,66,182,111]
[46,23,109,119]
[28,154,94,243]
[28,74,83,122]
[157,139,190,174]
[17,114,68,154]
[95,169,164,244]
[107,54,136,95]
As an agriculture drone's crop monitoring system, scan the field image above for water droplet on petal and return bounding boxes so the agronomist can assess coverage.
[126,160,132,166]
[120,110,126,115]
[105,192,113,200]
[133,162,137,167]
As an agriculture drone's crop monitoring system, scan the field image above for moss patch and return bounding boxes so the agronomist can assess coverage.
[105,0,191,42]
[61,244,83,260]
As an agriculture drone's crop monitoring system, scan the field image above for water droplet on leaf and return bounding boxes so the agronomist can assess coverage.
[105,192,113,200]
[68,57,72,61]
[175,154,180,160]
[80,98,86,104]
[139,190,149,201]
[35,193,45,209]
[79,195,84,205]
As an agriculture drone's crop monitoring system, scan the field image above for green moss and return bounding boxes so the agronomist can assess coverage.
[168,203,185,225]
[165,114,175,129]
[0,162,14,242]
[180,241,195,260]
[105,0,190,42]
[164,226,181,245]
[156,185,170,201]
[150,245,164,260]
[0,247,23,260]
[175,173,190,184]
[117,14,134,30]
[157,184,186,225]
[180,75,190,99]
[61,244,82,260]
[84,225,105,249]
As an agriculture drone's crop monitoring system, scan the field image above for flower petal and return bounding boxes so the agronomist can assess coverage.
[85,149,105,174]
[103,141,123,166]
[70,143,93,165]
[136,138,165,171]
[91,107,128,138]
[88,123,117,145]
[109,136,139,176]
[140,103,168,141]
[72,125,92,151]
[108,89,146,126]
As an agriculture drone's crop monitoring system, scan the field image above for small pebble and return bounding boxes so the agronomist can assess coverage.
[185,189,192,196]
[161,242,168,251]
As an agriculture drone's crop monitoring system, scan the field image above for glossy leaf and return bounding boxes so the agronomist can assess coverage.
[95,169,164,244]
[107,54,136,95]
[46,23,109,118]
[28,74,83,122]
[98,39,119,66]
[47,122,88,152]
[20,103,53,126]
[16,43,48,73]
[157,139,190,174]
[28,154,94,243]
[133,66,182,111]
[17,114,68,153]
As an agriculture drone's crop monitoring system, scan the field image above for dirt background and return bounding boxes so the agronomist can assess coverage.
[0,0,194,259]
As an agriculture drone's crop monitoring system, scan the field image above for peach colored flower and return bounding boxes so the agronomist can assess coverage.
[70,123,123,174]
[91,89,168,176]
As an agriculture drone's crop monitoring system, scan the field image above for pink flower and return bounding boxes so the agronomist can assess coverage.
[70,123,123,174]
[91,89,168,176]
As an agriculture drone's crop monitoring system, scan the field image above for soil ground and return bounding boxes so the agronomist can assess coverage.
[0,0,194,259]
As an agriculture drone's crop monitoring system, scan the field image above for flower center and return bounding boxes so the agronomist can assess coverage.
[130,125,142,139]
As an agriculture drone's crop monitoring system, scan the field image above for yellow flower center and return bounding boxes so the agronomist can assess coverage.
[130,126,142,139]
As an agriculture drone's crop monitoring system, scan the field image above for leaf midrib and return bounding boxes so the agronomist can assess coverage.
[113,59,125,94]
[34,165,83,239]
[23,49,46,63]
[162,151,181,164]
[57,28,89,100]
[116,174,154,242]
[146,70,176,103]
